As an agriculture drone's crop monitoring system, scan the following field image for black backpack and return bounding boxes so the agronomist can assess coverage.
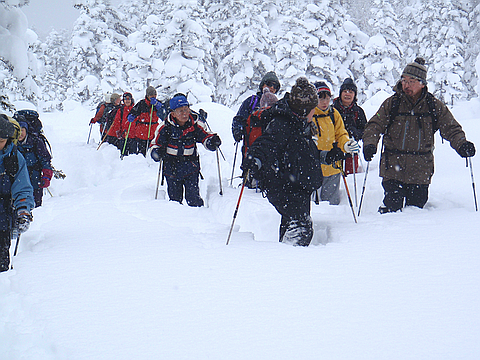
[14,109,52,152]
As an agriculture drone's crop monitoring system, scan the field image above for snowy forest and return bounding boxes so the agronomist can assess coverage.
[1,0,480,112]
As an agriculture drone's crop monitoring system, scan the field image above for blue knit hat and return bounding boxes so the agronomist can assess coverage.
[18,121,29,131]
[169,95,189,111]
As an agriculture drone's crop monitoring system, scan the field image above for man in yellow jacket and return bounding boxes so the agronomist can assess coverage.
[312,82,359,205]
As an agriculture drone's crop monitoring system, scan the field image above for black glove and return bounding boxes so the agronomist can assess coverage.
[457,141,476,158]
[233,128,243,143]
[241,154,262,178]
[199,109,208,120]
[16,209,33,234]
[363,144,377,162]
[325,145,345,165]
[151,147,164,162]
[207,134,222,150]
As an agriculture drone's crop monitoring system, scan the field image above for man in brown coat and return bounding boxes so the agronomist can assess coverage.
[362,57,476,213]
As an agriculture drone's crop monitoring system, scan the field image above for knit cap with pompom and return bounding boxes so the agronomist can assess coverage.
[288,77,318,117]
[402,57,427,83]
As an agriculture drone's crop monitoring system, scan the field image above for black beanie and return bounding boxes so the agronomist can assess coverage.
[339,78,357,96]
[288,77,318,117]
[0,114,15,139]
[259,71,281,92]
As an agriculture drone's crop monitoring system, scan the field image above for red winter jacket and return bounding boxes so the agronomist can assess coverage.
[128,97,160,141]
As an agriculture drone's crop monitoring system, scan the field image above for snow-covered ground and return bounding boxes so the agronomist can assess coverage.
[1,97,480,359]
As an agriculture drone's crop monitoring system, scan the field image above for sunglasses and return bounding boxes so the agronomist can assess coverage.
[265,80,279,90]
[318,92,331,99]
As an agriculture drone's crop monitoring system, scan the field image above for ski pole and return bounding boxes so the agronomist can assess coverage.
[340,167,357,223]
[216,149,223,195]
[352,154,358,208]
[155,158,164,200]
[10,234,21,270]
[146,105,154,154]
[467,157,478,211]
[357,161,370,217]
[226,170,249,245]
[314,189,320,205]
[230,142,239,187]
[121,122,132,159]
[97,121,115,150]
[199,109,226,161]
[87,123,93,144]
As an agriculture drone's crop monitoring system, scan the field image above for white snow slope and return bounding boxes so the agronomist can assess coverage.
[1,97,480,360]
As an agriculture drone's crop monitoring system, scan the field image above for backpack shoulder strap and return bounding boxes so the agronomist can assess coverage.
[386,93,401,134]
[329,108,335,126]
[3,145,19,183]
[249,95,259,112]
[425,92,439,132]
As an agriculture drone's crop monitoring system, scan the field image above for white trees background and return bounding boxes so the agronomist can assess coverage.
[1,0,480,111]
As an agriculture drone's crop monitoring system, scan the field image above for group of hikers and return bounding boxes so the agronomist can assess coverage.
[89,56,477,248]
[90,86,168,157]
[0,110,54,272]
[1,56,477,272]
[234,57,476,246]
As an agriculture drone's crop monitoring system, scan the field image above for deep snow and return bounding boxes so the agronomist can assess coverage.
[1,97,480,360]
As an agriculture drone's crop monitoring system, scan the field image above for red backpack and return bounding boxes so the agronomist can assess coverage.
[244,106,274,155]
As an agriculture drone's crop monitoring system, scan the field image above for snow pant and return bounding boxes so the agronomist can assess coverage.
[136,139,151,157]
[344,153,360,175]
[121,138,138,156]
[267,188,313,246]
[313,172,341,205]
[34,188,43,208]
[164,158,204,207]
[0,231,11,272]
[381,179,429,212]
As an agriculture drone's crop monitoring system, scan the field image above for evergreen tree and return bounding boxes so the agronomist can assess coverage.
[359,0,403,99]
[34,29,71,111]
[69,0,129,106]
[0,2,40,106]
[214,0,277,106]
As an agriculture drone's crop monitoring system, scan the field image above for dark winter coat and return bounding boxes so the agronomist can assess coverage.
[231,92,262,144]
[363,82,467,184]
[151,112,216,178]
[92,102,115,125]
[332,97,367,142]
[246,95,323,194]
[17,134,53,190]
[0,143,34,232]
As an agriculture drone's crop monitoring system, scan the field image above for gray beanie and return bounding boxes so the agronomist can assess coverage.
[402,57,427,83]
[110,93,121,103]
[146,86,157,97]
[288,77,318,117]
[0,114,15,139]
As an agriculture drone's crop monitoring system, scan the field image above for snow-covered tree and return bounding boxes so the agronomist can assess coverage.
[33,29,71,111]
[0,1,40,108]
[358,0,403,99]
[69,0,129,106]
[214,0,277,106]
[302,2,364,95]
